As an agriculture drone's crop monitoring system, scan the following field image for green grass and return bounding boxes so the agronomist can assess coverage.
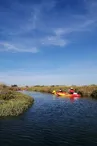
[0,90,34,117]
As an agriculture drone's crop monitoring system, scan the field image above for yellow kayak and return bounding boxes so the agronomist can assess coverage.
[52,90,81,98]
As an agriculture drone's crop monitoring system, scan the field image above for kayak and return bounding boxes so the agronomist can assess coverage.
[52,90,81,98]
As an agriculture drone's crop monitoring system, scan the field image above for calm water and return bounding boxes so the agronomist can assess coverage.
[0,91,97,146]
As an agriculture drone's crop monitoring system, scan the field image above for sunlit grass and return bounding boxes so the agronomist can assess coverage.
[0,90,34,117]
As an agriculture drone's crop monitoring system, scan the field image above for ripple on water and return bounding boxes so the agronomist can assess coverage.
[0,92,97,146]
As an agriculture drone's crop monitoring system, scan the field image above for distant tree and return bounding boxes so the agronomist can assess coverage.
[91,90,97,98]
[34,85,40,87]
[90,84,96,86]
[51,85,55,87]
[25,86,28,88]
[11,85,18,87]
[2,85,7,88]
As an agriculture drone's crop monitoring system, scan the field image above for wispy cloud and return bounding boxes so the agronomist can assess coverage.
[22,8,40,32]
[0,0,97,52]
[0,42,39,53]
[40,18,95,47]
[54,19,96,37]
[41,36,67,47]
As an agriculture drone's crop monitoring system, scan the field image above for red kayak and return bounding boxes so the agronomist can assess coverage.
[54,91,81,98]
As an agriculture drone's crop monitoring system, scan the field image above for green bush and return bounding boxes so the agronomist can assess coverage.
[91,90,97,98]
[77,91,83,97]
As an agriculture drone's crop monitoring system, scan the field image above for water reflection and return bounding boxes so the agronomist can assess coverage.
[53,95,80,102]
[70,97,79,102]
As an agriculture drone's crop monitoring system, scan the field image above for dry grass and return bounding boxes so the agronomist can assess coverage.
[26,85,97,97]
[0,90,34,117]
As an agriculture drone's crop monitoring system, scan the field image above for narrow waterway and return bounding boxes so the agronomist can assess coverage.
[0,91,97,146]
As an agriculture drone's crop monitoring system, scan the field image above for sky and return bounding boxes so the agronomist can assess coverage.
[0,0,97,86]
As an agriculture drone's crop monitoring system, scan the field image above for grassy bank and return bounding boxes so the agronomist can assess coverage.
[0,90,34,117]
[25,85,97,98]
[1,83,97,98]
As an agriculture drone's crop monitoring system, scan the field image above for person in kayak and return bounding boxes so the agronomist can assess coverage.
[68,87,75,94]
[59,89,63,92]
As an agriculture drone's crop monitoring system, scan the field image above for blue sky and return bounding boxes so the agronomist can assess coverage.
[0,0,97,86]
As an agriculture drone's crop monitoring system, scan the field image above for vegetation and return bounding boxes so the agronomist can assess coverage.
[91,90,97,99]
[0,88,34,117]
[24,84,97,98]
[1,83,97,115]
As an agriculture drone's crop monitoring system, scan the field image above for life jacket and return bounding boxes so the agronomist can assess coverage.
[70,89,74,93]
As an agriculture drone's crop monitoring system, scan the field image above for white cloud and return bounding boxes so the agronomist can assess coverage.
[41,36,67,47]
[0,42,39,53]
[54,19,96,37]
[15,0,56,33]
[53,0,97,41]
[41,18,95,47]
[23,8,40,32]
[41,16,96,47]
[55,28,70,36]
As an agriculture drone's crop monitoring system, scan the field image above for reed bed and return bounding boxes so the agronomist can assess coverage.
[26,85,97,98]
[0,90,34,117]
